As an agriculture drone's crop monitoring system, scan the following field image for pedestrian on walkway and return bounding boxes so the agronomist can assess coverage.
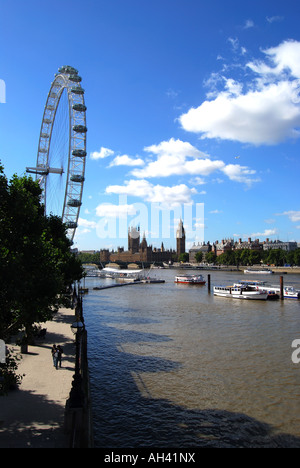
[51,345,57,367]
[57,345,63,368]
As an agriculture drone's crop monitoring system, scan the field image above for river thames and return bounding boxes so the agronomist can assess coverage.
[82,269,300,448]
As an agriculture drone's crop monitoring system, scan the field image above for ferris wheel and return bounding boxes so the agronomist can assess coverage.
[26,65,87,242]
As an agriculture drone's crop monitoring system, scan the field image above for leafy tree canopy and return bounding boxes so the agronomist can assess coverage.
[0,163,83,342]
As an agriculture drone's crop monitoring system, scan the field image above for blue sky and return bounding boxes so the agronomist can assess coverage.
[1,0,300,251]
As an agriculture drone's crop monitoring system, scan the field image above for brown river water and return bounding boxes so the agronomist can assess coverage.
[83,269,300,448]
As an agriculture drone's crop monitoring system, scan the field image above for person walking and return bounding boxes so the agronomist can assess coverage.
[51,345,57,368]
[57,345,63,368]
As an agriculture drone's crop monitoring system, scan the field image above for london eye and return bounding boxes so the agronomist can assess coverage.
[26,65,87,241]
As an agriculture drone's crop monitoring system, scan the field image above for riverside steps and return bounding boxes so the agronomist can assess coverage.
[0,300,93,448]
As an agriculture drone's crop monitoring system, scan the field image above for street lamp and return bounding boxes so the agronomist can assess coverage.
[71,321,84,336]
[69,320,85,408]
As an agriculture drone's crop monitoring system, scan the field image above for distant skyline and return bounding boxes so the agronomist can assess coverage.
[1,0,299,250]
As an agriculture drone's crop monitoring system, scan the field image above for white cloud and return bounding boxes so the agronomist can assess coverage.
[250,229,278,237]
[131,138,225,179]
[90,147,114,160]
[228,37,240,52]
[179,40,300,145]
[247,40,300,78]
[109,154,144,167]
[243,19,254,29]
[222,164,260,186]
[128,138,259,186]
[266,16,284,24]
[277,210,300,222]
[189,176,206,185]
[78,218,97,229]
[106,178,197,207]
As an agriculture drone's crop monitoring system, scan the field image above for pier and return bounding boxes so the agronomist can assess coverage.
[93,279,165,290]
[93,281,143,290]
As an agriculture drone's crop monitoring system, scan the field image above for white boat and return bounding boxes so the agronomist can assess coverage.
[234,281,279,300]
[235,280,267,287]
[244,268,273,275]
[236,280,299,299]
[175,274,206,285]
[213,285,268,300]
[101,267,143,280]
[257,285,300,299]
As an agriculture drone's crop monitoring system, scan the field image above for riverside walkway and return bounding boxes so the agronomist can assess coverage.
[0,307,76,448]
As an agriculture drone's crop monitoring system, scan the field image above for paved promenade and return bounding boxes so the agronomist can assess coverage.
[0,307,76,448]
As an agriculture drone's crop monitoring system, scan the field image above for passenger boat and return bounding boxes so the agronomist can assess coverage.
[175,274,206,285]
[244,268,273,274]
[213,285,268,300]
[100,267,143,280]
[257,285,300,299]
[235,280,300,299]
[234,281,279,300]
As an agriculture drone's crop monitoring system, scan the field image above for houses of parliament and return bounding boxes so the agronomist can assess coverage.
[99,219,186,264]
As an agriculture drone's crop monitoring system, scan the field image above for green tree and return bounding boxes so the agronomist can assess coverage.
[194,251,203,263]
[266,249,285,266]
[77,251,100,265]
[248,250,262,265]
[292,249,300,266]
[205,251,216,264]
[0,164,83,346]
[178,253,189,262]
[216,250,236,265]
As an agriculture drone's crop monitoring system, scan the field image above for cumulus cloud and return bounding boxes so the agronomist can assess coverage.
[250,229,278,238]
[247,40,300,78]
[78,218,97,229]
[266,16,284,24]
[243,19,254,29]
[130,138,259,186]
[179,39,300,145]
[221,164,261,186]
[90,147,114,160]
[277,210,300,222]
[131,138,225,179]
[106,178,197,207]
[109,154,145,167]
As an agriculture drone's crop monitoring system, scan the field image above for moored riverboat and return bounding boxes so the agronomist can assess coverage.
[213,285,268,300]
[234,280,279,300]
[175,274,206,285]
[237,280,299,299]
[258,285,300,299]
[244,268,273,274]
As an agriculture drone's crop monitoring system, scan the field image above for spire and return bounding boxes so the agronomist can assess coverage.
[176,218,184,238]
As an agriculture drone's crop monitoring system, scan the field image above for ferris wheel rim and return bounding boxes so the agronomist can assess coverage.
[33,65,87,241]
